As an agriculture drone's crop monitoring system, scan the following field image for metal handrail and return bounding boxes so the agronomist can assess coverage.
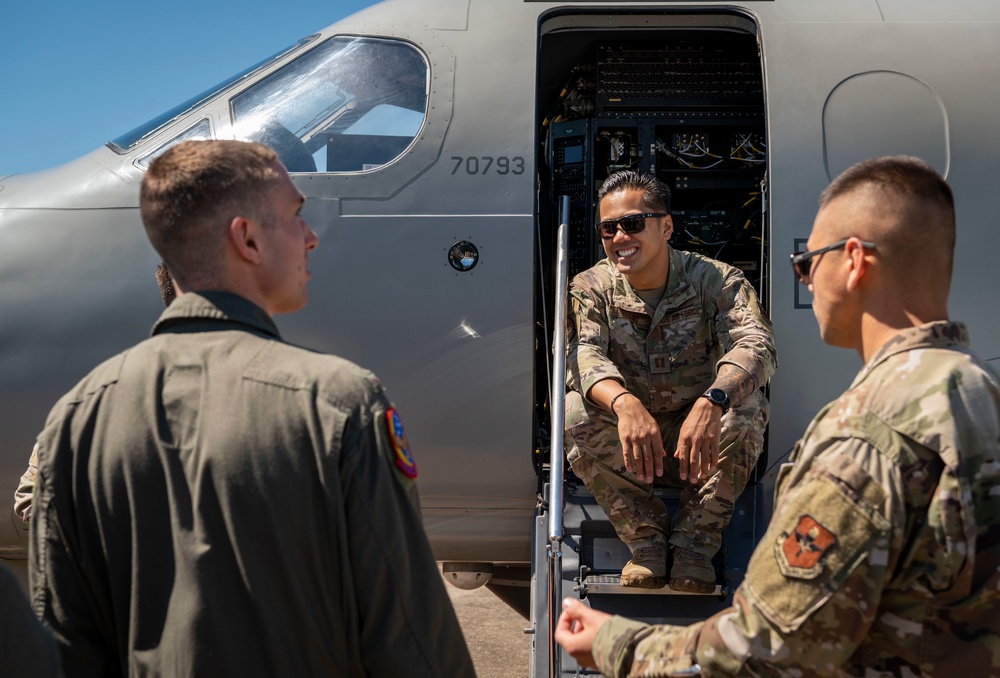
[546,195,571,677]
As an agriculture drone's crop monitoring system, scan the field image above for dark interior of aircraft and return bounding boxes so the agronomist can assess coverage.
[537,25,766,288]
[532,15,768,599]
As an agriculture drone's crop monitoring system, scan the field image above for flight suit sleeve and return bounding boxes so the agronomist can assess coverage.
[713,266,777,389]
[591,441,900,677]
[13,441,39,524]
[30,415,117,677]
[566,280,626,399]
[340,380,475,678]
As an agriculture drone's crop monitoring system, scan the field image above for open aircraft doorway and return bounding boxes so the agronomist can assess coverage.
[532,9,770,675]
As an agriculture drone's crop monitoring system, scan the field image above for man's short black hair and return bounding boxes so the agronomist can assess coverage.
[820,155,953,214]
[597,171,672,216]
[822,155,956,289]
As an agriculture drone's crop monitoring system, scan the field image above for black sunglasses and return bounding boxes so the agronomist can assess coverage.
[790,238,876,284]
[595,212,666,239]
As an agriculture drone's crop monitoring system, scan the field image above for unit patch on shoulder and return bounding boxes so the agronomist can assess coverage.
[385,408,417,479]
[774,514,836,579]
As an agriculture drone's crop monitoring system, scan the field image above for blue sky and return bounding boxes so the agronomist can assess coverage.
[0,1,378,177]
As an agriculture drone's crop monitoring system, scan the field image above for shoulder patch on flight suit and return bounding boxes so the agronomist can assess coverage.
[385,408,417,479]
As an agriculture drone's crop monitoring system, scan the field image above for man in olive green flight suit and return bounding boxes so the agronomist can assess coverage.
[29,140,475,677]
[556,157,1000,676]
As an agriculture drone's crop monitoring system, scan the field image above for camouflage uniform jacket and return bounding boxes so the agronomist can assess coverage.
[30,291,474,678]
[592,321,1000,677]
[566,248,776,411]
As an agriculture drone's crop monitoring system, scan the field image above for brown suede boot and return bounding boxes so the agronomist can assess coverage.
[619,546,667,588]
[669,548,716,593]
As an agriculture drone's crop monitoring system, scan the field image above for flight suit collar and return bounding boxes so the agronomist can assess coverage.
[151,291,282,340]
[850,320,969,389]
[610,247,695,322]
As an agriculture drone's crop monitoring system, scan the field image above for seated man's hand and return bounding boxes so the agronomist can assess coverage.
[554,598,612,669]
[675,398,722,482]
[614,395,666,482]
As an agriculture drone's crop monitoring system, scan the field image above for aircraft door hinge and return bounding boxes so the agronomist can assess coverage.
[574,564,591,599]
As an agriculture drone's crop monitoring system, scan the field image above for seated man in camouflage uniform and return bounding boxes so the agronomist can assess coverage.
[565,170,777,592]
[557,156,1000,676]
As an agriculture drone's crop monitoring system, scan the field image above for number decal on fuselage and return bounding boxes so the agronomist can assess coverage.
[450,156,525,175]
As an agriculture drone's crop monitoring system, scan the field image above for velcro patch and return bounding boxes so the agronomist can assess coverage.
[775,515,836,578]
[743,467,890,633]
[386,408,417,479]
[649,353,673,374]
[663,307,701,325]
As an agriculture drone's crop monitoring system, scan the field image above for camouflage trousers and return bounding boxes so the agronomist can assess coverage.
[565,389,768,560]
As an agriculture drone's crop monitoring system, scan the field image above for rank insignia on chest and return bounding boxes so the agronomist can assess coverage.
[386,408,417,479]
[649,353,672,374]
[774,514,836,579]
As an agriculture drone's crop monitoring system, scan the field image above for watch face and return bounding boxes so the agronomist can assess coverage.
[709,389,727,403]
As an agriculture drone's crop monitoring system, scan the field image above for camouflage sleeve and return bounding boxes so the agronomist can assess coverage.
[714,266,776,389]
[699,444,894,674]
[700,441,898,675]
[593,441,903,677]
[566,281,626,399]
[13,441,39,524]
[594,615,702,677]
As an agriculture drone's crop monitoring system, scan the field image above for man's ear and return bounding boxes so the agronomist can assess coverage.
[662,215,674,242]
[229,216,263,264]
[844,237,869,291]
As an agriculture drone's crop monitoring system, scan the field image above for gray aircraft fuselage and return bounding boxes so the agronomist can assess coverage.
[2,0,999,598]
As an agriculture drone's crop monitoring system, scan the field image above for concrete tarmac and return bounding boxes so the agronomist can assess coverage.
[444,576,532,678]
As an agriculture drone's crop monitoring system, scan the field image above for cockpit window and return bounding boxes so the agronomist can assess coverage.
[135,119,213,170]
[231,37,428,173]
[108,36,317,154]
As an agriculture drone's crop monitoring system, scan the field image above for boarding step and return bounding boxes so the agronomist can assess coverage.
[577,572,727,597]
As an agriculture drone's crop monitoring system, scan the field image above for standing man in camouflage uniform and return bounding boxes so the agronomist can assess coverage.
[556,155,1000,676]
[29,140,475,677]
[566,171,776,592]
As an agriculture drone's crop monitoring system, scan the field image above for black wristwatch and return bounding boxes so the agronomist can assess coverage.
[701,388,730,415]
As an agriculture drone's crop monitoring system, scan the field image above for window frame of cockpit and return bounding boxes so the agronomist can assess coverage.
[227,34,432,175]
[117,26,453,200]
[107,35,319,156]
[134,118,215,171]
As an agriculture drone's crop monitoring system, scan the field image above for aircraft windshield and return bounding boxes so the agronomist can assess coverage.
[136,119,213,170]
[231,36,428,173]
[108,36,317,153]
